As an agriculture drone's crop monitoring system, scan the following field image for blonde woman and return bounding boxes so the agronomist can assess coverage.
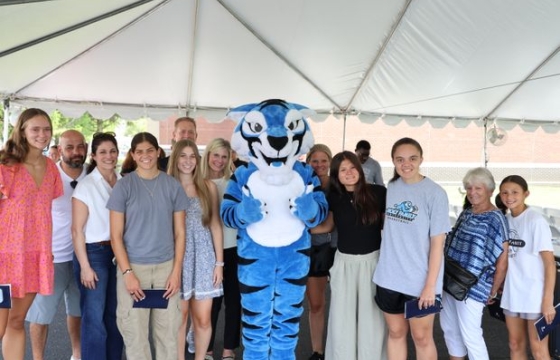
[200,138,241,360]
[169,139,224,360]
[306,144,337,360]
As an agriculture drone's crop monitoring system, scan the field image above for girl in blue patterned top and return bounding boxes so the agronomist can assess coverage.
[439,167,509,360]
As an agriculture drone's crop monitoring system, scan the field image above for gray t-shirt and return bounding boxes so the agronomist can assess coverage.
[373,177,450,296]
[362,157,384,186]
[106,171,188,264]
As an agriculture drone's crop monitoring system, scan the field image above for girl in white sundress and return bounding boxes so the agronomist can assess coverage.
[169,139,224,360]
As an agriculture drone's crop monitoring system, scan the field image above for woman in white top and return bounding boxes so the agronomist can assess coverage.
[200,138,241,360]
[72,132,123,360]
[498,175,556,360]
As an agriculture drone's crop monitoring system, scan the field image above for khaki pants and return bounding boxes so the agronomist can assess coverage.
[116,260,181,360]
[325,250,387,360]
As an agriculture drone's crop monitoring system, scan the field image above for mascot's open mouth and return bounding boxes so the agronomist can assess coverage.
[262,153,288,167]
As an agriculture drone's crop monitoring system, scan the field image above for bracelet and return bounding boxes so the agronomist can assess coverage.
[215,261,225,267]
[122,268,133,275]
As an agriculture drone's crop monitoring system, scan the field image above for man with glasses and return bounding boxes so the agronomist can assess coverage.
[26,130,88,360]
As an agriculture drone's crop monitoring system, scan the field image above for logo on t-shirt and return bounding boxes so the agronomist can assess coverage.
[508,228,526,258]
[386,201,418,223]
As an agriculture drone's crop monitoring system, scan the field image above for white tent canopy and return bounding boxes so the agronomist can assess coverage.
[1,0,560,130]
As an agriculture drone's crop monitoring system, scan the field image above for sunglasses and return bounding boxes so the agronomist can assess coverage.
[70,180,78,189]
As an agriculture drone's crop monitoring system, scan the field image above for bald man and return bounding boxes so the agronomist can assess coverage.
[26,130,88,360]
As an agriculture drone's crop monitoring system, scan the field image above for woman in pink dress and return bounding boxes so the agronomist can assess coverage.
[0,108,63,360]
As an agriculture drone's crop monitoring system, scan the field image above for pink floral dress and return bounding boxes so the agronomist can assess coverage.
[0,159,62,298]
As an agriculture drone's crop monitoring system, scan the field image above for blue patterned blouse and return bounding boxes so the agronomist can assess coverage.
[445,208,509,303]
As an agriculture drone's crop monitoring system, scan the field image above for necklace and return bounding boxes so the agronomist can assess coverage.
[138,172,159,198]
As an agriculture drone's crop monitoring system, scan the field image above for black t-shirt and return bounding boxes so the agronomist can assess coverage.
[327,184,386,255]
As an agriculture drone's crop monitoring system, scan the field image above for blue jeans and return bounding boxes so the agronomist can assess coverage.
[73,244,123,360]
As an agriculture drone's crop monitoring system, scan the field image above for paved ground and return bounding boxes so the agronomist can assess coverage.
[1,286,514,360]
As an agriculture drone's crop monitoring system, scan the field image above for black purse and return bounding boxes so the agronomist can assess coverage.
[443,215,479,301]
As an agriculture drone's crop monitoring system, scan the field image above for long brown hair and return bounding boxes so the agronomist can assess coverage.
[168,139,212,226]
[329,151,381,225]
[0,108,52,165]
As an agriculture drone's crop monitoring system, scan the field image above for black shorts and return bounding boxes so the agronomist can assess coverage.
[308,244,335,278]
[374,285,416,314]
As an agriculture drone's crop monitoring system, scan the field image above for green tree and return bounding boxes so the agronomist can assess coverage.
[124,118,147,136]
[1,106,147,146]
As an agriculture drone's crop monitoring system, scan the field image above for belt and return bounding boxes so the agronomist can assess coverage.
[90,240,112,246]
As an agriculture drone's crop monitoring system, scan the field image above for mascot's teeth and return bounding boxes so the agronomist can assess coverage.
[263,154,287,166]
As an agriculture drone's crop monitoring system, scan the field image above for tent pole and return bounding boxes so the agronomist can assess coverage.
[342,113,347,151]
[483,117,488,168]
[2,99,9,148]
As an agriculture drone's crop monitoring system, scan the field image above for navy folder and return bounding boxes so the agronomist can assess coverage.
[404,297,442,319]
[0,284,12,309]
[132,289,169,309]
[534,303,560,341]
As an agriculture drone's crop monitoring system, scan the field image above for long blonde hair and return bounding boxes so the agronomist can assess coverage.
[200,138,233,180]
[168,139,212,226]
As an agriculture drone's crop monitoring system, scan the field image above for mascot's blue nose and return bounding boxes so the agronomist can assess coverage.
[267,136,288,152]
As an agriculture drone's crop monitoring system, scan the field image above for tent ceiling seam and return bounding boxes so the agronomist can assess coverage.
[13,0,172,94]
[484,44,560,120]
[13,94,557,126]
[0,0,156,58]
[0,0,56,6]
[215,0,343,111]
[363,72,560,114]
[345,0,413,112]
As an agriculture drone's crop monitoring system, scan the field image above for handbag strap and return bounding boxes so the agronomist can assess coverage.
[445,211,465,255]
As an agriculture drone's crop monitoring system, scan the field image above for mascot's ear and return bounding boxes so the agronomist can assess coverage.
[226,103,259,122]
[289,102,316,119]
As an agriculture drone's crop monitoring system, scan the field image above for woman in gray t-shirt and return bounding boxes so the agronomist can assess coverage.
[107,132,188,360]
[373,137,450,360]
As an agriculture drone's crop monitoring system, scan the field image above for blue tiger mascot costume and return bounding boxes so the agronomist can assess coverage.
[221,99,328,360]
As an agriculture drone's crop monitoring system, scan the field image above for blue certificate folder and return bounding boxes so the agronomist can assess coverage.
[0,284,12,309]
[404,297,443,319]
[534,303,560,341]
[132,289,168,309]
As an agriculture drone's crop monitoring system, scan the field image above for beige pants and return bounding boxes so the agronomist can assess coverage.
[116,259,181,360]
[325,250,387,360]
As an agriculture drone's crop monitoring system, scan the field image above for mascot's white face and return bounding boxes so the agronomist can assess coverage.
[228,99,315,185]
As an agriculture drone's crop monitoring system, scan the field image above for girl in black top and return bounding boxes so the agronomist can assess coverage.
[314,151,387,360]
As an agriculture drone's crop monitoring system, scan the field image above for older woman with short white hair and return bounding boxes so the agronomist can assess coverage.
[439,167,509,360]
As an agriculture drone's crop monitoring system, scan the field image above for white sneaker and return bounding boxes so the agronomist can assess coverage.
[70,357,81,360]
[187,328,195,354]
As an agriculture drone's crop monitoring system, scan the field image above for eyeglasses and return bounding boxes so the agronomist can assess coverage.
[70,180,78,189]
[92,131,116,139]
